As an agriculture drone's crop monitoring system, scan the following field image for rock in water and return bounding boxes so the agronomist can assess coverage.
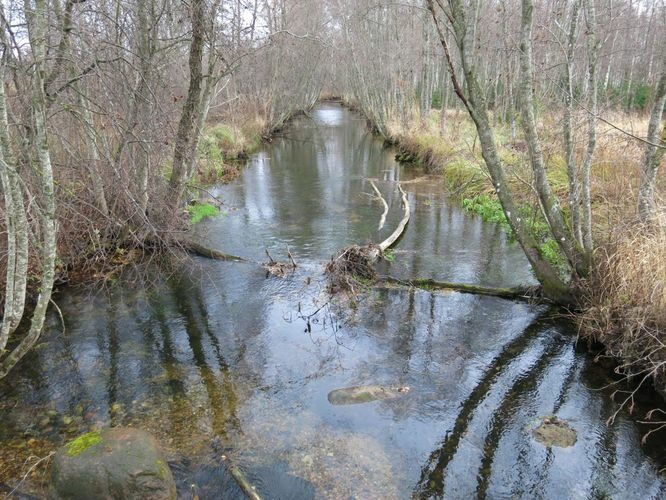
[327,385,410,405]
[532,416,577,448]
[50,427,176,499]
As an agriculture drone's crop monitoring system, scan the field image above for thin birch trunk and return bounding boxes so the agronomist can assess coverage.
[518,0,587,275]
[580,0,599,256]
[638,50,666,222]
[0,0,57,379]
[563,0,582,246]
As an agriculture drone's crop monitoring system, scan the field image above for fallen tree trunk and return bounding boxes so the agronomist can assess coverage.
[327,183,411,292]
[180,239,247,262]
[378,276,544,302]
[378,183,410,252]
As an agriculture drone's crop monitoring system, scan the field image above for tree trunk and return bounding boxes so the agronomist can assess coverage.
[169,0,206,209]
[580,0,599,257]
[0,0,57,379]
[638,50,666,222]
[518,0,588,276]
[563,0,582,246]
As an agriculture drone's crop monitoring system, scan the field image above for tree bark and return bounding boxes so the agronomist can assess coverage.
[169,0,206,209]
[0,0,57,379]
[638,50,666,222]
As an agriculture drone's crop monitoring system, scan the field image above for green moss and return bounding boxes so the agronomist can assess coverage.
[187,203,219,224]
[65,430,102,457]
[155,459,170,480]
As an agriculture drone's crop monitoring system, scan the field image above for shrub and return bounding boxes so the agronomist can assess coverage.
[578,219,666,400]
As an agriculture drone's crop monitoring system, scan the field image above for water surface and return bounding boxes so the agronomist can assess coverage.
[1,103,664,499]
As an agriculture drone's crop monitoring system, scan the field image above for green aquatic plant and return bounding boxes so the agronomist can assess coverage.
[187,203,219,224]
[65,430,102,456]
[383,249,396,262]
[462,195,511,230]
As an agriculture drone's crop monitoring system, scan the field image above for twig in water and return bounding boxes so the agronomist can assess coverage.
[9,451,55,497]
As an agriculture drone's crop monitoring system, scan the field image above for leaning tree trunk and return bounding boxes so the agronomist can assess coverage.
[0,0,57,379]
[169,0,206,209]
[638,49,666,223]
[426,0,575,305]
[518,0,588,277]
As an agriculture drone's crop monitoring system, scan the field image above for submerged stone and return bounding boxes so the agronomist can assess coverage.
[327,385,410,405]
[532,416,577,448]
[50,427,176,499]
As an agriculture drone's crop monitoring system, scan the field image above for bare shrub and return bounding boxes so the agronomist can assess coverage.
[578,215,666,401]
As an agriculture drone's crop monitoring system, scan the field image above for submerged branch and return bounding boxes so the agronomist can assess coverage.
[369,180,389,230]
[180,239,247,262]
[378,276,544,302]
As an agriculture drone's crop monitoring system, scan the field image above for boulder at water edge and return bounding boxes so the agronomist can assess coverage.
[50,427,176,500]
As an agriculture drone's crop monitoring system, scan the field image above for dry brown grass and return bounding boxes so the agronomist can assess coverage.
[578,216,666,400]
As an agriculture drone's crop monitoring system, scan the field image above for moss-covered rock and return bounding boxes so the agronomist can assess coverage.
[50,427,176,499]
[531,416,577,448]
[327,385,410,405]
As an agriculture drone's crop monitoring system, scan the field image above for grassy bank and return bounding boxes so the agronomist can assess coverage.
[195,121,264,185]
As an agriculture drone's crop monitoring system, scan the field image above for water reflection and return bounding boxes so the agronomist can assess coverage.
[0,104,664,499]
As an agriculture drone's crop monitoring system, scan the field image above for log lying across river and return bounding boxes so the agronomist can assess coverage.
[377,277,545,302]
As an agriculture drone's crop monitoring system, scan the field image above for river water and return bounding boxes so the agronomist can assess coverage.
[0,103,664,499]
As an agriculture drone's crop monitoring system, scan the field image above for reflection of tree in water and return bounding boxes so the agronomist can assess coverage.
[413,318,562,498]
[168,277,242,442]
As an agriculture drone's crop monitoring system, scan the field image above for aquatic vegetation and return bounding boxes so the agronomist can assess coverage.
[462,195,511,230]
[382,249,396,262]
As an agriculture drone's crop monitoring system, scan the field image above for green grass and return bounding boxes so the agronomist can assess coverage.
[383,249,396,262]
[187,203,219,224]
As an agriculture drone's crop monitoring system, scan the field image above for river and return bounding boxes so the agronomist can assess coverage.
[0,103,664,499]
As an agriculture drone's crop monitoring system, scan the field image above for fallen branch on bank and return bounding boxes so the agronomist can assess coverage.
[327,183,410,292]
[377,276,545,302]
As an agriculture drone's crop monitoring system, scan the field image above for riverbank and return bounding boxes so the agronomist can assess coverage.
[338,97,666,401]
[2,103,663,498]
